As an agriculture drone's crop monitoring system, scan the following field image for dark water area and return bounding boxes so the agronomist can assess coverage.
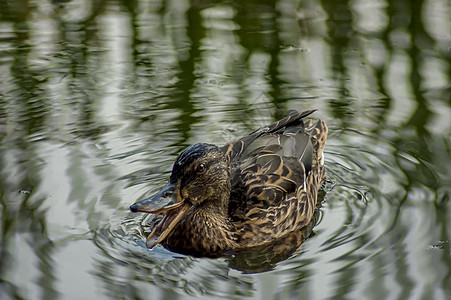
[1,0,450,299]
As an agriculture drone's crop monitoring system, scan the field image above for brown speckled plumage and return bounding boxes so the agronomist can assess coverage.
[130,110,328,257]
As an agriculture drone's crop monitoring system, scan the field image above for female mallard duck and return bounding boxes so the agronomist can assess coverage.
[130,109,328,257]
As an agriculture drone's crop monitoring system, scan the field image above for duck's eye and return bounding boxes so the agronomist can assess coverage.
[197,163,206,172]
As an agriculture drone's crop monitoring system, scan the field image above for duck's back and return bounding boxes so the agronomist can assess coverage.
[220,110,328,248]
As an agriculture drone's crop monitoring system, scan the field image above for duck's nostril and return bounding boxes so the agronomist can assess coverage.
[130,203,139,212]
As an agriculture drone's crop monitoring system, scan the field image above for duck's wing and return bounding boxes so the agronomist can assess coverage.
[221,109,316,164]
[222,111,315,213]
[227,130,312,216]
[222,110,327,247]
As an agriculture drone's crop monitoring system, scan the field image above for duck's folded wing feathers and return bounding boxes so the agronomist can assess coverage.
[221,110,316,162]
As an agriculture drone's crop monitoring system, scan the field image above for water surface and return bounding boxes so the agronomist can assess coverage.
[1,0,450,299]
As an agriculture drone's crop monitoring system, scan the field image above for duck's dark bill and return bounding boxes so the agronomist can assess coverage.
[129,181,192,248]
[146,202,191,248]
[129,182,181,214]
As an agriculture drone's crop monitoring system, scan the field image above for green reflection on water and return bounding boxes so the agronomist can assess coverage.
[0,0,450,299]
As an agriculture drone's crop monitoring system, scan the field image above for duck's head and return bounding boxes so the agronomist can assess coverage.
[130,143,230,248]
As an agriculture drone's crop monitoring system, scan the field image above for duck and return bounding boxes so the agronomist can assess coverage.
[130,109,328,257]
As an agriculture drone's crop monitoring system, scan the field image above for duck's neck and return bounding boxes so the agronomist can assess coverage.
[199,187,230,217]
[164,185,237,256]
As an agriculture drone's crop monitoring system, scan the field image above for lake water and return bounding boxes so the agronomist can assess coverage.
[1,0,450,299]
